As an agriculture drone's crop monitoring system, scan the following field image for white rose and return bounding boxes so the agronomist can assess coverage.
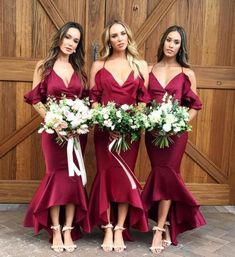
[120,104,130,111]
[163,123,171,132]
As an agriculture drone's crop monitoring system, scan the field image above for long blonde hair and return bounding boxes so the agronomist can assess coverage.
[99,19,142,78]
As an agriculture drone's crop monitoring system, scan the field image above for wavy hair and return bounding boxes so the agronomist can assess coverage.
[157,25,190,68]
[99,19,142,78]
[38,21,87,87]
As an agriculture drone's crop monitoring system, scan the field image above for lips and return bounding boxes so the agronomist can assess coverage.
[117,43,125,48]
[65,47,73,52]
[166,49,174,54]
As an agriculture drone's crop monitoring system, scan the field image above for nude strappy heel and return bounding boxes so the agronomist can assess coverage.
[62,226,77,252]
[162,221,172,248]
[50,225,64,253]
[113,225,126,252]
[101,223,114,252]
[149,226,165,255]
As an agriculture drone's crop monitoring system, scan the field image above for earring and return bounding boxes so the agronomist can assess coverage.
[108,44,112,49]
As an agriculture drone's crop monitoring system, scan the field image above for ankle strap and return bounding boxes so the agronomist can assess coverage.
[114,225,126,231]
[62,226,74,232]
[165,221,170,226]
[101,223,113,229]
[152,226,165,232]
[50,225,61,231]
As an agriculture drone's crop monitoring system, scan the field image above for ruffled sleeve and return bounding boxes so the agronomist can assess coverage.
[136,77,151,104]
[24,80,47,105]
[89,71,103,103]
[182,75,202,110]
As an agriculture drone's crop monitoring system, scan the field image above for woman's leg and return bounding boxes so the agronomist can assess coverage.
[63,203,76,249]
[113,203,128,252]
[101,204,114,252]
[151,200,171,253]
[50,205,64,251]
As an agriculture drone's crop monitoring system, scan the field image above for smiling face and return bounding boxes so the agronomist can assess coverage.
[163,31,182,58]
[109,23,128,52]
[59,27,81,55]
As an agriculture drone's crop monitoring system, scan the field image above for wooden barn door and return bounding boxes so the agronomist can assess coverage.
[0,0,235,205]
[0,0,92,202]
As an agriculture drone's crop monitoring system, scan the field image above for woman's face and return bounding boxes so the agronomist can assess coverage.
[163,31,181,58]
[60,27,80,55]
[109,23,128,52]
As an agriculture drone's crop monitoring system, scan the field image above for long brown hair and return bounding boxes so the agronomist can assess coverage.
[157,25,190,68]
[99,19,142,78]
[39,22,87,87]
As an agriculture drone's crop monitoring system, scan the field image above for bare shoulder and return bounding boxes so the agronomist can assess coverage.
[91,60,104,73]
[35,60,44,70]
[183,68,196,80]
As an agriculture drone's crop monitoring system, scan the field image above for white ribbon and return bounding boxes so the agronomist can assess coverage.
[67,137,87,186]
[108,139,137,190]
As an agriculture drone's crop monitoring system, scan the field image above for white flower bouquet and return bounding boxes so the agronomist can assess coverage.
[39,95,92,141]
[147,93,192,148]
[91,102,149,153]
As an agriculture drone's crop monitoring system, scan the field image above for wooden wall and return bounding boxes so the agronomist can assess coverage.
[0,0,235,205]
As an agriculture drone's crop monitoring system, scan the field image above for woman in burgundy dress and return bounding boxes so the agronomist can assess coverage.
[24,22,90,253]
[141,26,206,254]
[89,20,149,252]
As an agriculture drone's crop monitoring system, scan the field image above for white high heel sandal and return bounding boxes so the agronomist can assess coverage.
[149,226,165,255]
[62,226,77,252]
[113,225,126,252]
[162,221,172,248]
[101,223,114,252]
[50,225,64,253]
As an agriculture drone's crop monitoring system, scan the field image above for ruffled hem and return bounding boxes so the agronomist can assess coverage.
[24,172,90,240]
[89,170,149,240]
[142,166,206,245]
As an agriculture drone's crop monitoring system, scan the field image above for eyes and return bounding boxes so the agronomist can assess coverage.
[166,37,180,45]
[111,31,127,39]
[64,34,80,44]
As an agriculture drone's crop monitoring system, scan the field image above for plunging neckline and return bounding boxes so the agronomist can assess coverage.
[103,67,133,87]
[151,71,183,90]
[52,69,75,88]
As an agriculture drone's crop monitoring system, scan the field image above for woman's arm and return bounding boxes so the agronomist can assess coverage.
[89,60,103,108]
[32,61,47,118]
[184,68,198,122]
[140,60,149,87]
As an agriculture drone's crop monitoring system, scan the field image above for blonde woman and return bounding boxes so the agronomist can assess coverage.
[24,22,90,253]
[88,20,149,252]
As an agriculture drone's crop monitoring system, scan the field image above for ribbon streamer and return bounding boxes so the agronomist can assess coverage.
[67,137,87,186]
[108,139,141,190]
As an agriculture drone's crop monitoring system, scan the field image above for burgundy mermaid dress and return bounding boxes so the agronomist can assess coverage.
[88,67,150,239]
[141,71,206,245]
[24,69,90,240]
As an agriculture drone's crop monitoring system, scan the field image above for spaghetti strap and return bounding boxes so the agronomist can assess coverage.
[181,66,184,73]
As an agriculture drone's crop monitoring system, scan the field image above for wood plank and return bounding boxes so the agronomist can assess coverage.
[38,0,65,29]
[1,181,229,205]
[192,66,235,89]
[135,0,177,48]
[0,115,42,158]
[0,180,39,203]
[186,183,230,205]
[0,58,36,82]
[186,141,228,184]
